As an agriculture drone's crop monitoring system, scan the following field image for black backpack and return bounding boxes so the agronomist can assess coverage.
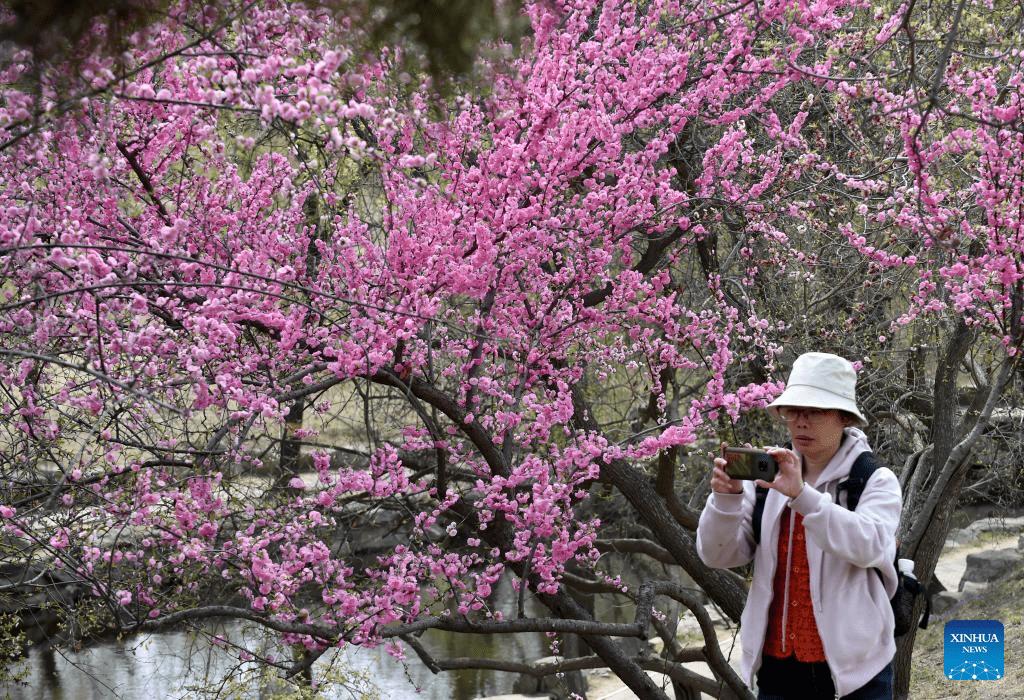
[751,451,930,637]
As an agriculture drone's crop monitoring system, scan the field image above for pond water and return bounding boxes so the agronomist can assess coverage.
[8,622,547,700]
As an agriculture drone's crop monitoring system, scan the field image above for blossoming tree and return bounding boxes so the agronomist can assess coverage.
[1,0,1022,698]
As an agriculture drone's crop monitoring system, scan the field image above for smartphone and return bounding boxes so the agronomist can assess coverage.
[722,446,779,481]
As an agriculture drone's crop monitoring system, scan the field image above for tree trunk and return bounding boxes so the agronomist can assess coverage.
[276,398,305,488]
[892,323,1017,698]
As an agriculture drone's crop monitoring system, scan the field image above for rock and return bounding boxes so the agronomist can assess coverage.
[931,590,964,616]
[946,528,976,547]
[958,548,1024,590]
[946,515,1024,548]
[958,581,989,596]
[0,562,88,646]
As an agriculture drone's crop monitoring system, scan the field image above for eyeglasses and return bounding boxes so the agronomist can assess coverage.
[777,407,835,422]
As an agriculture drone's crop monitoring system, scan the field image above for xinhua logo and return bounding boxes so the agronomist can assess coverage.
[944,620,1004,680]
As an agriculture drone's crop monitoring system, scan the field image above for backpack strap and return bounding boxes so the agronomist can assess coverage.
[836,451,877,510]
[752,451,876,545]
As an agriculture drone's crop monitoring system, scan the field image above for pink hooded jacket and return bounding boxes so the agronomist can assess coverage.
[696,428,902,696]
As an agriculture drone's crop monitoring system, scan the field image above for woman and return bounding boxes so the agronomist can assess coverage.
[696,352,901,700]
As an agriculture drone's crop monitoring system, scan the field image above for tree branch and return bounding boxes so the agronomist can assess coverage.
[380,614,645,639]
[596,537,676,563]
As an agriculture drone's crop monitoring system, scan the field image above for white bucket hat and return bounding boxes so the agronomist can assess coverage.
[767,352,868,426]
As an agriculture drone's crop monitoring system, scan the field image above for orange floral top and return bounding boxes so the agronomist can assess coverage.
[763,507,827,662]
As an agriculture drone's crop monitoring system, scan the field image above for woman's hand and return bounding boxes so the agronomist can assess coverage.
[760,447,804,499]
[710,456,744,494]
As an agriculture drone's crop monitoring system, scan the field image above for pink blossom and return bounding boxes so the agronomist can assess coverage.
[198,522,218,538]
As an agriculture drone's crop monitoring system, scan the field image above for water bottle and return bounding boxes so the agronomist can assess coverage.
[898,558,916,580]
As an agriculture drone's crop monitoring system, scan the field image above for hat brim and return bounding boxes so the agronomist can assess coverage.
[767,385,868,426]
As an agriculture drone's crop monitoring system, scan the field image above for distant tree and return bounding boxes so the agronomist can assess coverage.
[0,0,526,78]
[1,1,1022,699]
